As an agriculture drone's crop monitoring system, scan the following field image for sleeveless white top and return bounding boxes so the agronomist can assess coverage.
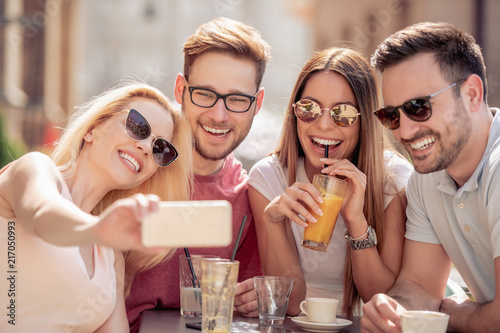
[0,178,116,331]
[248,151,413,310]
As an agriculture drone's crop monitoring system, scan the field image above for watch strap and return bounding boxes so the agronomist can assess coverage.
[345,226,376,250]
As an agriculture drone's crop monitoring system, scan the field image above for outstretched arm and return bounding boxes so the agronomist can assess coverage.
[0,152,163,252]
[0,152,98,243]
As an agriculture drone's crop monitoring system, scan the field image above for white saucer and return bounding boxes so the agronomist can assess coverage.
[290,316,352,332]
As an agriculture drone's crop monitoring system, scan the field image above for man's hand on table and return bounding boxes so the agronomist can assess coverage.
[361,294,406,332]
[234,278,259,317]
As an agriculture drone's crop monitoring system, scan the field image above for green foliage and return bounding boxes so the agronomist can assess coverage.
[0,110,27,168]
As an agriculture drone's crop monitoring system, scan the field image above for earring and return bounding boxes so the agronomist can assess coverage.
[85,135,93,142]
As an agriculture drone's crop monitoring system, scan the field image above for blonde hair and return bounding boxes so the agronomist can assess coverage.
[274,47,397,317]
[51,82,193,296]
[183,17,271,88]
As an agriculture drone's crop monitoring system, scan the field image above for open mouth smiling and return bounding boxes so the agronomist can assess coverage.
[119,152,141,172]
[202,124,230,137]
[312,137,341,150]
[410,136,436,151]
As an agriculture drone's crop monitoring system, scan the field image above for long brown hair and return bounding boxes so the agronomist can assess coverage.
[274,47,389,317]
[51,82,193,296]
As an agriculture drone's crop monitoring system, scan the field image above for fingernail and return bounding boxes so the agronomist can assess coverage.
[316,209,323,216]
[318,196,324,203]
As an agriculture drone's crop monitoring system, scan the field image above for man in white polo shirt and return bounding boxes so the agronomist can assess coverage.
[362,22,500,332]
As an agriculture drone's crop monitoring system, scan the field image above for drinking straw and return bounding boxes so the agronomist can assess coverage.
[323,145,329,169]
[183,248,200,287]
[230,215,247,262]
[325,145,346,180]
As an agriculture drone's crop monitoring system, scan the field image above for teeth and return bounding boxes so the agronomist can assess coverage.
[119,152,140,172]
[312,137,340,146]
[202,125,230,135]
[411,137,436,150]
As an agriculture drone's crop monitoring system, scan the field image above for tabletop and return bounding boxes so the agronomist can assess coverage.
[138,309,361,333]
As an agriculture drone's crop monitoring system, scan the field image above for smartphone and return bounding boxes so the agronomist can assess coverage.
[185,321,202,330]
[185,321,297,332]
[142,200,232,247]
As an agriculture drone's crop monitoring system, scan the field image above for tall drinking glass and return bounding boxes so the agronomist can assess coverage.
[201,259,239,333]
[301,174,347,251]
[179,254,219,317]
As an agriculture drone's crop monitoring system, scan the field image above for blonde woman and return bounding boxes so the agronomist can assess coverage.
[248,48,412,317]
[0,82,192,331]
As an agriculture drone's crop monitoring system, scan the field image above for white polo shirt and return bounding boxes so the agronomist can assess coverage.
[405,109,500,303]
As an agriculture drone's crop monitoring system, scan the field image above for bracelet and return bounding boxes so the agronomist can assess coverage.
[345,225,369,241]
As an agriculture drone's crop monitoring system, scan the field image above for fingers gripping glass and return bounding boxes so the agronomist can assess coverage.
[187,86,257,113]
[293,99,361,127]
[126,109,178,167]
[373,79,466,130]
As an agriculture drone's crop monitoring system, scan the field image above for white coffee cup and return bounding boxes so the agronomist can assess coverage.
[400,311,450,333]
[299,298,339,324]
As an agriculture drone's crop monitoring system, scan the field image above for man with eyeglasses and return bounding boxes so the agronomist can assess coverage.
[362,22,500,332]
[125,18,270,332]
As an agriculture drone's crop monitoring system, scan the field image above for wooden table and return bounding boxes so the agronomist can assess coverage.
[138,309,361,333]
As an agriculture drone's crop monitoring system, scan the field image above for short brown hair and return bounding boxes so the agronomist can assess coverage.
[371,22,487,101]
[183,17,271,88]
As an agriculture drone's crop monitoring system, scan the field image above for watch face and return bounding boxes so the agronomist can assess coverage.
[369,227,377,245]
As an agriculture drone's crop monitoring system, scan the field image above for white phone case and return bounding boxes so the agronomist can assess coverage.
[141,200,232,247]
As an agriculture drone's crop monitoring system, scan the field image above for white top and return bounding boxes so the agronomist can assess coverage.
[405,109,500,303]
[0,178,116,331]
[248,151,413,307]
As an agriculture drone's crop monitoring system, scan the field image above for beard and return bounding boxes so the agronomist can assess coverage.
[193,131,245,161]
[192,119,254,161]
[411,99,472,174]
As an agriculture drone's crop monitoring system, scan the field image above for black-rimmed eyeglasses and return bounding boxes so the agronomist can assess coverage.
[185,82,257,113]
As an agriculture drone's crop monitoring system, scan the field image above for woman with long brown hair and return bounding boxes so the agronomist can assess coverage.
[248,47,412,317]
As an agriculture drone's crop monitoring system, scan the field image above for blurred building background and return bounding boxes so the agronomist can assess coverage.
[0,0,499,170]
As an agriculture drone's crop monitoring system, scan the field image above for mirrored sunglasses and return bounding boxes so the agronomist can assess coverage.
[126,108,178,167]
[293,99,360,127]
[373,79,465,130]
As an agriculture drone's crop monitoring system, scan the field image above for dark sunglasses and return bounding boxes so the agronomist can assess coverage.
[293,99,361,127]
[373,79,466,130]
[125,109,178,167]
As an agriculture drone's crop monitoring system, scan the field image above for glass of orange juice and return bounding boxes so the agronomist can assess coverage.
[301,174,347,251]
